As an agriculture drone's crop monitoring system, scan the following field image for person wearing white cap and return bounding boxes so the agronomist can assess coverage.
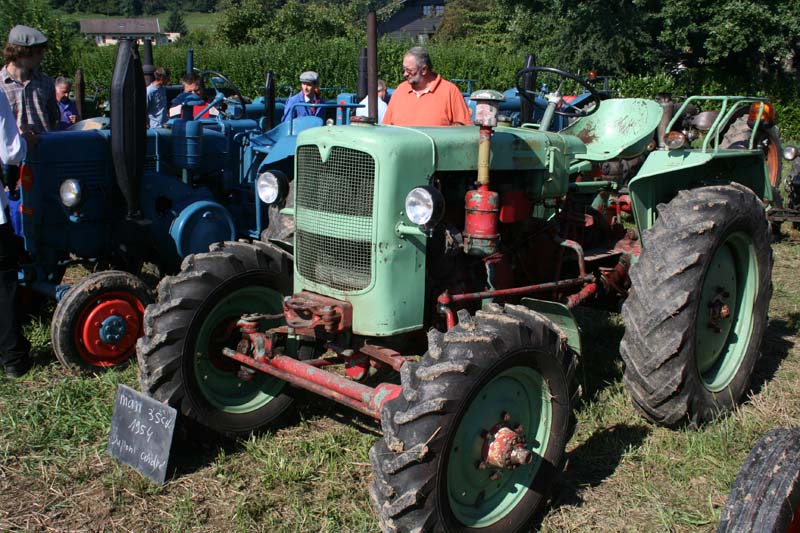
[0,25,58,134]
[281,70,324,122]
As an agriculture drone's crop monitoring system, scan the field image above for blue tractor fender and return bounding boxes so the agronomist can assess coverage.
[169,200,236,258]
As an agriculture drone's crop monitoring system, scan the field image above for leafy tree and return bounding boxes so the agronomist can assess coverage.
[166,9,188,34]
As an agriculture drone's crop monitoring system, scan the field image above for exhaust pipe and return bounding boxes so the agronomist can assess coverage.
[366,11,378,121]
[74,68,85,120]
[110,39,147,219]
[264,70,275,131]
[519,54,537,124]
[357,47,368,101]
[142,38,155,85]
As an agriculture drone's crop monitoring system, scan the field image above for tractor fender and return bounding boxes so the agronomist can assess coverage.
[520,297,581,356]
[169,200,236,259]
[627,149,771,241]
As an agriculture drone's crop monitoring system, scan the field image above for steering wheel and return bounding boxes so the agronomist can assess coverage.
[516,66,601,118]
[199,70,246,120]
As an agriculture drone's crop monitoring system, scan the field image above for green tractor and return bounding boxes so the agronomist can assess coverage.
[137,66,775,531]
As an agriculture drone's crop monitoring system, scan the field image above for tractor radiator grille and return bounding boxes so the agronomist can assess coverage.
[295,145,375,292]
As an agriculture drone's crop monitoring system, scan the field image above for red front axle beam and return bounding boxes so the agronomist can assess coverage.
[222,348,401,419]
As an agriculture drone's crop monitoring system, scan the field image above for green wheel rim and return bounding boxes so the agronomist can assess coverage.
[194,285,286,413]
[447,364,552,527]
[695,231,758,392]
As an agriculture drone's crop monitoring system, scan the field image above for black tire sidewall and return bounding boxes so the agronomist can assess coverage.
[52,270,152,372]
[681,204,771,420]
[180,269,294,435]
[436,346,571,531]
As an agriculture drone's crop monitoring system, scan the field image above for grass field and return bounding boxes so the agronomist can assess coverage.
[1,224,798,531]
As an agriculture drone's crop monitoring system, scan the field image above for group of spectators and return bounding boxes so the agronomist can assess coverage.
[279,46,471,127]
[146,46,471,129]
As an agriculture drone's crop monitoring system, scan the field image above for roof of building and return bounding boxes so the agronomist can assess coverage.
[79,18,162,35]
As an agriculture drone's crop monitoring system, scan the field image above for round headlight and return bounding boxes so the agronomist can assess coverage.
[257,170,288,205]
[664,130,688,150]
[783,145,798,161]
[59,179,82,208]
[405,186,445,228]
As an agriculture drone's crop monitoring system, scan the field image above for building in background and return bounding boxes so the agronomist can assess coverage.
[79,18,176,46]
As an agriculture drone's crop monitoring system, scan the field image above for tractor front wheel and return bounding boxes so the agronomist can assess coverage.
[620,183,772,426]
[718,427,800,532]
[136,240,296,438]
[369,304,576,532]
[52,270,152,373]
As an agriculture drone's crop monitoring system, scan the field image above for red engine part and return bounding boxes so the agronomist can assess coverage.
[464,184,500,256]
[499,190,531,223]
[282,291,353,333]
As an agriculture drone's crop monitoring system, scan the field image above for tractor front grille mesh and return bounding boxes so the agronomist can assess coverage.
[295,145,375,292]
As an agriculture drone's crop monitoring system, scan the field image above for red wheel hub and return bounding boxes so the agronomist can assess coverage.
[73,291,145,366]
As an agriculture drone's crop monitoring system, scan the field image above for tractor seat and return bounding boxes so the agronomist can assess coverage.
[560,98,663,161]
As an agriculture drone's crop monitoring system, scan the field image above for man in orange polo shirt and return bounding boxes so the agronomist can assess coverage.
[382,47,472,127]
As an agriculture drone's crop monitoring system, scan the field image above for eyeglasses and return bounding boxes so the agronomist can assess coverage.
[402,67,418,75]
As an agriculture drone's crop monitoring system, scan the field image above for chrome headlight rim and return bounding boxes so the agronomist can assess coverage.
[256,170,289,205]
[59,178,82,208]
[405,185,445,228]
[783,145,798,161]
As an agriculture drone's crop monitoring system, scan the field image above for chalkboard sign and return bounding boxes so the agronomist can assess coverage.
[107,384,177,484]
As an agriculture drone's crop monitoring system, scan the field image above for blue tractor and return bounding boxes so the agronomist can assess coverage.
[14,40,350,373]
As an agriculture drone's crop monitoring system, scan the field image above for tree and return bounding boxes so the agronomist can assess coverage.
[166,9,188,34]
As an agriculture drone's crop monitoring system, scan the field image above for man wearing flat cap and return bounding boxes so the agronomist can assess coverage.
[281,70,324,122]
[0,25,59,134]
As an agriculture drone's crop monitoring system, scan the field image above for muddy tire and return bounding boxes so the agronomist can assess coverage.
[717,427,800,532]
[52,270,152,373]
[136,240,295,438]
[369,304,577,532]
[620,184,772,426]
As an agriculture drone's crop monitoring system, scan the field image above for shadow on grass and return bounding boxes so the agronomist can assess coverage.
[165,388,382,478]
[541,424,650,521]
[749,314,798,396]
[572,307,625,407]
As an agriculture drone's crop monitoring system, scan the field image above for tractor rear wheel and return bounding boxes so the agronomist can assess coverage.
[137,240,296,438]
[717,427,800,532]
[369,304,576,532]
[52,270,152,373]
[620,183,772,426]
[721,112,782,189]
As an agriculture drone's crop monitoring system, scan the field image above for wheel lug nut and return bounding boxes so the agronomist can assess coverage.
[502,411,512,422]
[489,471,501,481]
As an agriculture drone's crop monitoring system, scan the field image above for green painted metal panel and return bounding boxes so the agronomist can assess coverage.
[520,298,582,355]
[293,124,432,336]
[560,98,663,161]
[628,148,771,245]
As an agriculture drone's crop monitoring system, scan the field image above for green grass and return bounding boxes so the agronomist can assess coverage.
[1,231,799,530]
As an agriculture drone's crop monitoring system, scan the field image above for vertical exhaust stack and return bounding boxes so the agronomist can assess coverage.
[142,38,155,86]
[74,68,85,120]
[264,70,275,131]
[519,54,537,124]
[357,47,368,101]
[110,39,147,219]
[366,11,378,122]
[186,48,194,76]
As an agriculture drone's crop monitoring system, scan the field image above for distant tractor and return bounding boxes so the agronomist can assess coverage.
[138,64,776,531]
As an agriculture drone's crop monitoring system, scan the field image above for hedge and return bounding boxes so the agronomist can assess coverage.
[60,37,800,140]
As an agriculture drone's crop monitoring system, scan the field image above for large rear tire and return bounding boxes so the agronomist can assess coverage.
[717,427,800,532]
[52,270,152,373]
[369,304,576,532]
[136,240,295,438]
[620,184,772,426]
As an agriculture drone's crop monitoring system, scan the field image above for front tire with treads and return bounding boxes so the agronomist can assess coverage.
[136,240,294,438]
[369,304,576,532]
[620,183,772,426]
